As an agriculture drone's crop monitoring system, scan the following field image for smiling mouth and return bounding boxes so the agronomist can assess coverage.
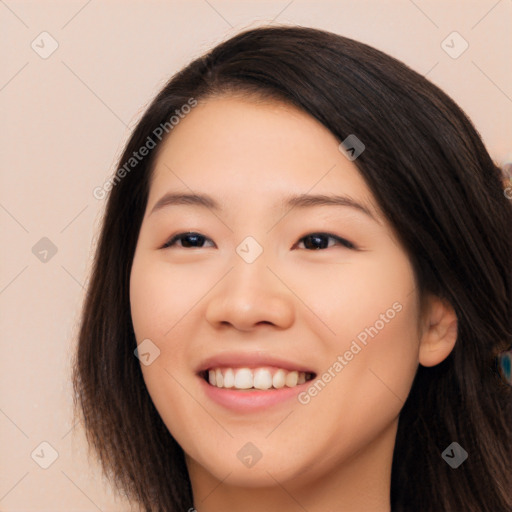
[200,367,316,391]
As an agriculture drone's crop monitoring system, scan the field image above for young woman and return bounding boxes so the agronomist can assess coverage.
[72,25,512,512]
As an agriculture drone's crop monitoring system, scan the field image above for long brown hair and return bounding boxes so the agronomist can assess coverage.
[72,25,512,512]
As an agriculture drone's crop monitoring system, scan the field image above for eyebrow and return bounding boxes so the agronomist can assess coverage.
[149,192,378,221]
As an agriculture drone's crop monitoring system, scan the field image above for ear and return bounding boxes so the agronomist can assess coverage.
[418,295,458,367]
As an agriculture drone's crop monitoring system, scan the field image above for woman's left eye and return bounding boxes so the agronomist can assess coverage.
[294,233,355,250]
[162,232,355,250]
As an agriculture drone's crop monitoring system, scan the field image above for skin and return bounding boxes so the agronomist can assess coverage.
[129,95,458,512]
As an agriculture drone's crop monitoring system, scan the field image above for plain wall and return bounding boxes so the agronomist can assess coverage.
[1,0,510,510]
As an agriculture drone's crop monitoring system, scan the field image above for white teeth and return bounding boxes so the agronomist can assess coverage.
[234,368,253,389]
[285,370,298,387]
[223,368,235,388]
[253,369,273,390]
[206,367,311,390]
[272,369,286,389]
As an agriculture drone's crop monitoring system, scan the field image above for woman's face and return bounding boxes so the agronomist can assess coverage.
[130,96,423,490]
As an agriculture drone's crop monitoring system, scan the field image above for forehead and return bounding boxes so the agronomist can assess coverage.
[147,95,380,219]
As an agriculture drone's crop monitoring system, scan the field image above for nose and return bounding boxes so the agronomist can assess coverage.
[205,257,295,332]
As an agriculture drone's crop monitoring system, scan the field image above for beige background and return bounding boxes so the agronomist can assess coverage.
[1,0,510,510]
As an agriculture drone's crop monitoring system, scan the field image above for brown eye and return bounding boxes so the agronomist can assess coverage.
[296,233,355,250]
[163,232,215,249]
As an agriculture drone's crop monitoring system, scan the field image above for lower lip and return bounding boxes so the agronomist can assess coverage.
[199,375,312,412]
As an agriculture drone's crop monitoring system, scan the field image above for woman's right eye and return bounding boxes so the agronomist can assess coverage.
[162,232,215,249]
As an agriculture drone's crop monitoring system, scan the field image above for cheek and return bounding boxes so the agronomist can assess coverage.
[129,257,204,446]
[288,245,419,350]
[130,256,204,340]
[294,297,419,472]
[296,247,420,424]
[348,299,420,401]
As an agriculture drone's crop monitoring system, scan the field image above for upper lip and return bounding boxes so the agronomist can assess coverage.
[196,351,317,375]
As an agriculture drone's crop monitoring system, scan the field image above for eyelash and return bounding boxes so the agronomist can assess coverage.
[162,232,356,250]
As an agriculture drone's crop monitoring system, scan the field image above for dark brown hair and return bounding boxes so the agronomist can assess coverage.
[72,25,512,512]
